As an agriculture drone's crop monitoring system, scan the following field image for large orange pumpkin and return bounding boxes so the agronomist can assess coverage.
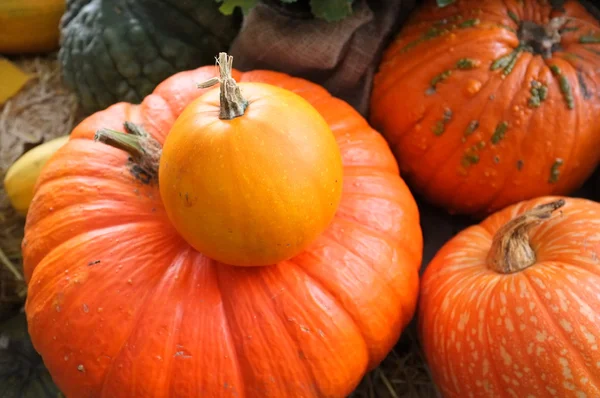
[419,196,600,397]
[22,57,423,397]
[371,0,600,216]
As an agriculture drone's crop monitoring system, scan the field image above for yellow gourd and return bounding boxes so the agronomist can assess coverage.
[4,135,69,215]
[0,0,66,54]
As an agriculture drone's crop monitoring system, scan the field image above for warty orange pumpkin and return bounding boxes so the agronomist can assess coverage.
[371,0,600,216]
[419,196,600,397]
[22,55,423,397]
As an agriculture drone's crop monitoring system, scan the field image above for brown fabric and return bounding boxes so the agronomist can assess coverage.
[229,0,416,116]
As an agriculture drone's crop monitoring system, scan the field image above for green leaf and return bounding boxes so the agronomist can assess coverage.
[310,0,354,22]
[217,0,258,15]
[436,0,455,7]
[215,0,354,21]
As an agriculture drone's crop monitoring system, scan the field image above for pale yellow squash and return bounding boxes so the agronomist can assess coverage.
[4,135,69,215]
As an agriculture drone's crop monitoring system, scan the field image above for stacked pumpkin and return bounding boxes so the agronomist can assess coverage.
[20,53,423,396]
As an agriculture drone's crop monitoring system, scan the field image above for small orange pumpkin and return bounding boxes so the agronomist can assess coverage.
[371,0,600,216]
[419,196,600,397]
[158,54,343,266]
[23,54,423,397]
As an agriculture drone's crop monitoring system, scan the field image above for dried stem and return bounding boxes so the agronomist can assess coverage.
[518,16,567,59]
[197,52,248,120]
[94,122,162,181]
[487,199,565,274]
[0,246,23,282]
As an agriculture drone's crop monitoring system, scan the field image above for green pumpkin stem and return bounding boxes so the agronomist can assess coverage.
[487,199,565,274]
[197,52,248,120]
[94,123,161,182]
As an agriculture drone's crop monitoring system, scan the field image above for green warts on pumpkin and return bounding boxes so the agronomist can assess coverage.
[428,59,480,94]
[432,108,452,136]
[459,18,480,28]
[431,70,452,88]
[410,16,482,94]
[549,158,564,183]
[401,27,444,54]
[458,118,512,169]
[491,47,523,76]
[516,159,524,171]
[579,34,600,43]
[463,120,479,140]
[456,58,480,69]
[579,29,600,54]
[528,80,548,108]
[461,152,479,167]
[491,121,508,144]
[497,23,517,33]
[400,16,480,53]
[498,9,519,33]
[550,65,574,110]
[576,71,592,99]
[404,8,579,181]
[461,141,485,167]
[432,121,445,136]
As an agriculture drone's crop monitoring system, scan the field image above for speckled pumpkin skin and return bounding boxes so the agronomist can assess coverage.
[419,196,600,397]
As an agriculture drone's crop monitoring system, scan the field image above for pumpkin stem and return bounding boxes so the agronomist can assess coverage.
[94,122,161,182]
[487,199,565,274]
[197,52,248,120]
[518,16,567,59]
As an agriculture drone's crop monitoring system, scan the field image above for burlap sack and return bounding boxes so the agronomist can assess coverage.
[229,0,417,116]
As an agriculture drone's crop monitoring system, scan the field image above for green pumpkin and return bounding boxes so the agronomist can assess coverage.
[59,0,242,113]
[0,312,63,398]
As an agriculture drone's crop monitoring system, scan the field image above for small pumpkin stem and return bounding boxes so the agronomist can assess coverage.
[487,199,565,274]
[94,122,162,182]
[518,16,567,59]
[197,52,248,120]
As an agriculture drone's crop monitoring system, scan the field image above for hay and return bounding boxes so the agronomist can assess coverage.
[0,203,26,314]
[0,53,438,397]
[0,54,81,170]
[0,53,82,318]
[352,323,439,397]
